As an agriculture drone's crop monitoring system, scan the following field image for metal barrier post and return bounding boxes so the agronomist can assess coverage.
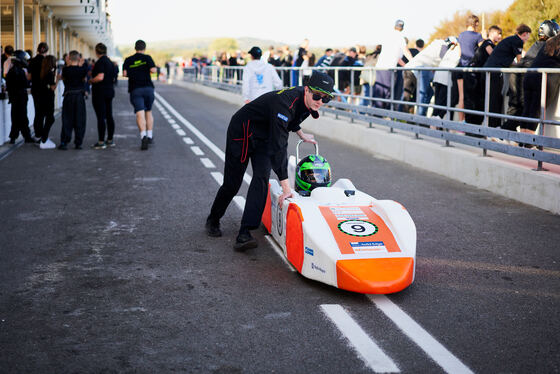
[535,72,548,171]
[390,69,395,133]
[444,70,451,146]
[483,71,490,157]
[415,69,420,139]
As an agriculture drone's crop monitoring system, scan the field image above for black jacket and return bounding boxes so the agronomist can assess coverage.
[229,86,318,181]
[6,65,29,102]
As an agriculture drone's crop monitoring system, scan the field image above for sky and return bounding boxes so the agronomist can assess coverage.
[108,0,515,47]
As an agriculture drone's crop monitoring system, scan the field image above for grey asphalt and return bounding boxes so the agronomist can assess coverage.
[0,82,559,374]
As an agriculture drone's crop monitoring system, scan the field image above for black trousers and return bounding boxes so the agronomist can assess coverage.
[32,92,44,138]
[488,73,503,128]
[34,91,55,142]
[9,95,32,141]
[92,93,115,142]
[209,118,271,235]
[61,92,86,146]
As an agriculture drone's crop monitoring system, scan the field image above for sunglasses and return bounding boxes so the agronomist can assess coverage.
[310,90,332,103]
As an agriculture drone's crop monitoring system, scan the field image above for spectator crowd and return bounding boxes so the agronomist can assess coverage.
[2,14,560,151]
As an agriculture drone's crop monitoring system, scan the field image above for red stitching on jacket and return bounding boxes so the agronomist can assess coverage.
[289,96,299,109]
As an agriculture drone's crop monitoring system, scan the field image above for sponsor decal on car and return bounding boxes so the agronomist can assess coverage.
[350,241,387,252]
[311,263,326,274]
[305,246,314,256]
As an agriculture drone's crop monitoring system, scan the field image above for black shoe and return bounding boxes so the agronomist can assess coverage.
[234,232,258,252]
[141,136,149,150]
[75,144,83,150]
[205,217,222,237]
[9,139,15,144]
[147,137,154,145]
[24,138,36,143]
[58,143,68,150]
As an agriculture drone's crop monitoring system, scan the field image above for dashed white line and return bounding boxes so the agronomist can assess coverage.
[176,129,187,136]
[210,172,223,185]
[369,295,475,374]
[200,158,215,169]
[168,119,177,124]
[264,235,296,272]
[233,196,246,211]
[155,93,253,186]
[321,304,400,373]
[191,146,204,156]
[171,124,180,130]
[182,137,194,145]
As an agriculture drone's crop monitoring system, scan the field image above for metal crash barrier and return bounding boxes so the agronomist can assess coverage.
[181,65,560,170]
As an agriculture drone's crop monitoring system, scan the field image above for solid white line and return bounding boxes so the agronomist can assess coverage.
[210,172,223,185]
[200,158,215,169]
[321,304,400,373]
[182,137,194,145]
[191,146,204,156]
[369,295,474,374]
[264,235,296,272]
[176,129,187,136]
[233,196,245,210]
[154,93,252,186]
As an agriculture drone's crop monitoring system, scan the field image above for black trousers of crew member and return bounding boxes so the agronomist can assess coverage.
[35,91,56,142]
[32,92,45,138]
[209,130,271,235]
[9,95,33,141]
[92,93,115,142]
[487,73,504,128]
[61,92,86,146]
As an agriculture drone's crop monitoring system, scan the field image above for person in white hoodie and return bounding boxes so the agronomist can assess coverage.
[242,46,283,103]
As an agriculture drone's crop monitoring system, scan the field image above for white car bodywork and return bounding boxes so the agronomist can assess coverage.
[262,154,417,294]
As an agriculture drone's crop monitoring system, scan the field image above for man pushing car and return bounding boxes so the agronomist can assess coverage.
[205,71,335,252]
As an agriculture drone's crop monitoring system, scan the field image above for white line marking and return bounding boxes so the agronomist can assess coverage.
[210,172,223,185]
[264,235,296,272]
[155,93,252,186]
[168,119,177,124]
[171,124,180,130]
[176,129,187,136]
[182,137,194,145]
[369,295,474,374]
[321,304,400,373]
[191,146,204,156]
[200,158,215,169]
[233,196,245,210]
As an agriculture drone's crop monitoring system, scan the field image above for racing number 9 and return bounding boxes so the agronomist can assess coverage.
[338,220,378,237]
[351,224,366,233]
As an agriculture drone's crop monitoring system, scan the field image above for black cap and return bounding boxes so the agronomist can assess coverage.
[248,46,262,59]
[307,71,334,97]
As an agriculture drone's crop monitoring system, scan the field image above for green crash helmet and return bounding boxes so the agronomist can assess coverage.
[295,154,332,192]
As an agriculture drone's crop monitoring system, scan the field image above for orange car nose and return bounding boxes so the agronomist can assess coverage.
[336,257,414,294]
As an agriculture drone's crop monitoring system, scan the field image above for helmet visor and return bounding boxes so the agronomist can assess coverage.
[301,168,331,184]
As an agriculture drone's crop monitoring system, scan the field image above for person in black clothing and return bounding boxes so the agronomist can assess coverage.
[464,25,502,125]
[90,43,116,149]
[521,34,560,136]
[503,20,559,131]
[5,50,33,144]
[123,40,157,150]
[28,42,49,141]
[483,24,531,128]
[206,71,335,252]
[59,50,88,150]
[36,55,58,149]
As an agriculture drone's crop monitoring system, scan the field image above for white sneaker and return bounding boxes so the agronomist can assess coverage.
[39,138,56,149]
